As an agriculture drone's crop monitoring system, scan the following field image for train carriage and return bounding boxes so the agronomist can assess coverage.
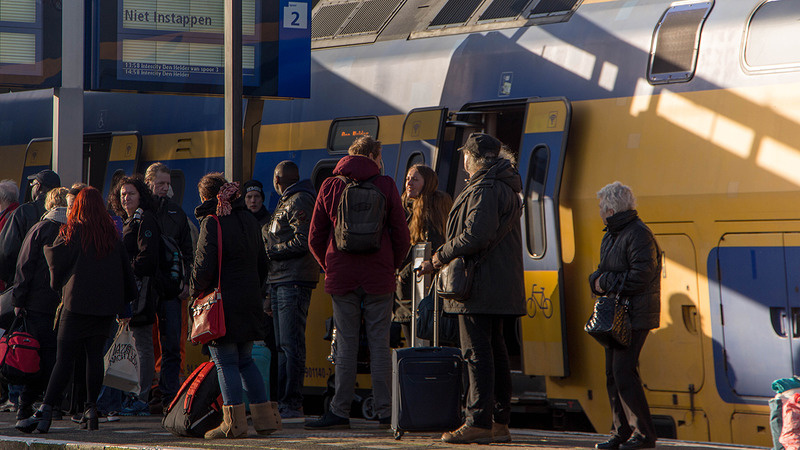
[6,0,800,445]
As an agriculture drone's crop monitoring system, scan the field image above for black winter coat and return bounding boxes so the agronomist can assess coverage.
[589,209,661,330]
[153,197,194,282]
[0,195,46,284]
[438,158,526,316]
[264,179,319,286]
[44,228,137,317]
[12,208,67,315]
[122,210,161,326]
[192,197,268,345]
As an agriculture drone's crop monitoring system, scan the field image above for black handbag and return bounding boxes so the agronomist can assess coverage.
[416,289,459,345]
[435,211,517,301]
[584,275,631,348]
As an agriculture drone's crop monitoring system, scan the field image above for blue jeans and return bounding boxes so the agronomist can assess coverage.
[271,285,311,411]
[208,342,268,406]
[157,298,182,404]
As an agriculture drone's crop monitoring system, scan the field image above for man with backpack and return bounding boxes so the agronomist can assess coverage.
[144,163,194,413]
[307,136,410,429]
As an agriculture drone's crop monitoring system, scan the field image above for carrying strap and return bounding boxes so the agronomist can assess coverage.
[208,215,223,289]
[184,361,217,412]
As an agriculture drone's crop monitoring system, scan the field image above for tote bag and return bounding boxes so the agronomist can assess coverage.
[103,323,140,395]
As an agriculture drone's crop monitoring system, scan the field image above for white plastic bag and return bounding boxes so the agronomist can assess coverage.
[102,323,140,395]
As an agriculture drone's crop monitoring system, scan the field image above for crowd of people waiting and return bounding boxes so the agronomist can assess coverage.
[0,133,657,448]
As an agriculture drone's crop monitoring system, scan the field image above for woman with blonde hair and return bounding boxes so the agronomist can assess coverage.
[394,164,453,341]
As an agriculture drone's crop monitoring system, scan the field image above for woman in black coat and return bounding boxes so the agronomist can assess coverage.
[11,187,68,424]
[18,187,136,434]
[191,173,276,439]
[109,175,161,415]
[589,181,661,450]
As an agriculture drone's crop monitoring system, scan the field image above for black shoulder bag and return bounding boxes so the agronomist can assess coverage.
[584,274,631,348]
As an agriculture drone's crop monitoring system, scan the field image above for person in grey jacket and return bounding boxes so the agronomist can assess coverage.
[589,182,660,450]
[419,133,525,445]
[264,160,319,420]
[0,170,60,285]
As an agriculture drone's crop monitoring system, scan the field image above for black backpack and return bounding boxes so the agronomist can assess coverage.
[162,361,223,437]
[156,234,185,299]
[334,175,386,254]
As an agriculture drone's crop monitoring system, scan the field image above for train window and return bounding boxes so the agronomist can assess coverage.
[430,0,482,27]
[312,161,338,192]
[525,145,548,258]
[744,0,800,71]
[527,0,581,19]
[647,2,712,84]
[405,152,425,177]
[328,117,379,153]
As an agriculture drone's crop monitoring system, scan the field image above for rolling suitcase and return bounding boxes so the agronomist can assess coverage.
[391,243,463,440]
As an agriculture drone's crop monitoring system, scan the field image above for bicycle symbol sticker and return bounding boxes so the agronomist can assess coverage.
[526,284,553,319]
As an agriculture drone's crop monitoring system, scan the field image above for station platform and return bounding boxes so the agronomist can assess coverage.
[0,411,770,449]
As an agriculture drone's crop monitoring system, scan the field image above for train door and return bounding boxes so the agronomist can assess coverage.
[21,138,53,202]
[640,233,704,393]
[517,98,571,377]
[394,108,448,183]
[712,233,793,398]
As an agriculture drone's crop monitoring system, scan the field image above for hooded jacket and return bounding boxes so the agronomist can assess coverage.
[589,209,661,330]
[12,207,67,315]
[309,155,410,296]
[264,179,319,286]
[438,158,526,316]
[153,196,194,284]
[192,196,268,345]
[0,194,46,284]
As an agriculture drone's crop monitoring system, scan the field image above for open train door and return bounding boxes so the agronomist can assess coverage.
[87,132,142,197]
[518,97,571,377]
[394,107,448,186]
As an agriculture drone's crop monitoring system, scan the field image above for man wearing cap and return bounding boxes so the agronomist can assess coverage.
[243,179,271,227]
[143,162,194,413]
[419,133,525,445]
[0,169,61,285]
[264,161,319,421]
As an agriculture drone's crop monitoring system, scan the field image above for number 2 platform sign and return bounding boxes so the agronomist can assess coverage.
[279,0,311,98]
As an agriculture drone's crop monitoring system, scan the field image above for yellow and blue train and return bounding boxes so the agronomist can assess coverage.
[4,0,800,445]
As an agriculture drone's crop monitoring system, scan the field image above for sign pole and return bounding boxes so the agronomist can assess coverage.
[225,0,243,184]
[53,0,84,186]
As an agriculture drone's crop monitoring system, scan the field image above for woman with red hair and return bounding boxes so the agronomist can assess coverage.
[17,187,137,434]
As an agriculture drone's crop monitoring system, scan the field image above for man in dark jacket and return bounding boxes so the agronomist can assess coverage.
[307,136,410,429]
[11,188,68,423]
[264,160,319,420]
[419,133,525,445]
[144,163,194,410]
[0,169,60,285]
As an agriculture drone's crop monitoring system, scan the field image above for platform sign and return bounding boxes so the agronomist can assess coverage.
[92,0,310,98]
[0,0,63,90]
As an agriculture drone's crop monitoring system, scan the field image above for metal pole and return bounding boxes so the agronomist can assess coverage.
[53,0,84,186]
[224,0,243,183]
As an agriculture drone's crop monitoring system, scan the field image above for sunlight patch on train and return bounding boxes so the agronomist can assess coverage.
[755,136,800,186]
[655,89,754,159]
[598,61,618,92]
[537,41,595,81]
[630,78,654,116]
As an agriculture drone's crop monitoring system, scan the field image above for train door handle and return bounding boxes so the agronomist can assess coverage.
[770,307,789,338]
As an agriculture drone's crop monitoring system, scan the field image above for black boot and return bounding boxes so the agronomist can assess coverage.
[15,403,33,422]
[81,402,98,431]
[15,404,53,434]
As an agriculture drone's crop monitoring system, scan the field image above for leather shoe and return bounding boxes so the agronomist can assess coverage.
[596,435,628,449]
[619,435,656,449]
[441,424,494,444]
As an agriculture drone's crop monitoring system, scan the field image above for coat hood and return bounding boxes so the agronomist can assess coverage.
[332,155,381,181]
[471,158,522,193]
[281,179,316,200]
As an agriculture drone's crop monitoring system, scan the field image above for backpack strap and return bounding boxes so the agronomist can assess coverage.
[184,361,217,412]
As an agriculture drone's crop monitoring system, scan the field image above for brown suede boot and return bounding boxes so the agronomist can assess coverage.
[250,401,282,435]
[204,404,247,439]
[492,422,511,443]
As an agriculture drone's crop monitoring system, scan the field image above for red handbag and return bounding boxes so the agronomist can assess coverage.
[190,215,226,345]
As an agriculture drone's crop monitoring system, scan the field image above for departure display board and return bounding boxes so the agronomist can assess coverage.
[94,0,310,98]
[0,0,62,89]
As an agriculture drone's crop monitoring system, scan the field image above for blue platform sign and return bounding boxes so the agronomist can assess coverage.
[92,0,310,98]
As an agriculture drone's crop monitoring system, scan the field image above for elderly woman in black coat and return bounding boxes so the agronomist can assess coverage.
[191,173,277,439]
[589,181,661,450]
